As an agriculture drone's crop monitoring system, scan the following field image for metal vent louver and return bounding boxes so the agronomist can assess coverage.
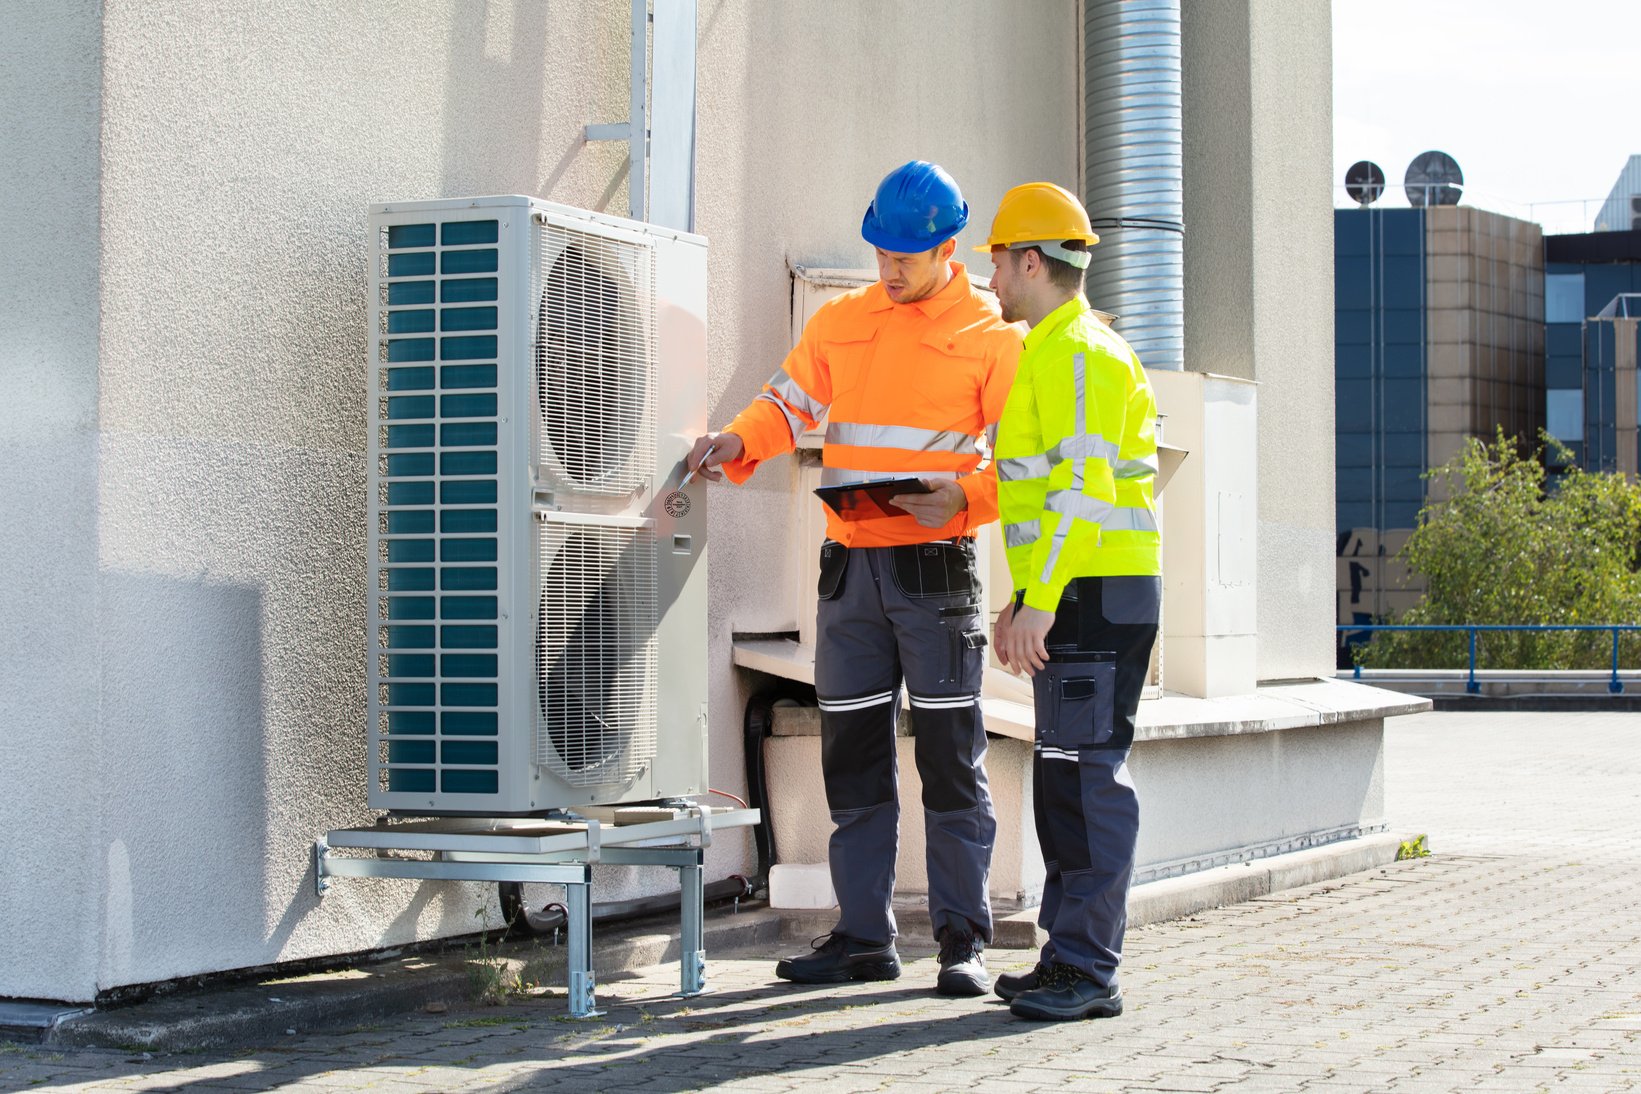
[535,521,658,786]
[535,224,656,499]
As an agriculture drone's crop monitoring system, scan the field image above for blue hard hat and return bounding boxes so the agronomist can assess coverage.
[861,160,970,253]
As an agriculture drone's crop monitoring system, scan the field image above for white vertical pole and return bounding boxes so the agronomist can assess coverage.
[629,0,648,222]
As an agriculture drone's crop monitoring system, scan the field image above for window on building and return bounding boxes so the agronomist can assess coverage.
[1546,273,1587,324]
[1546,388,1584,441]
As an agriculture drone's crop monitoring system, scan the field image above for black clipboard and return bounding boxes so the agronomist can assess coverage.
[812,477,932,521]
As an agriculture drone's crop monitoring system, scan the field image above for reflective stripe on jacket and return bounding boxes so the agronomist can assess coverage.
[720,263,1022,547]
[995,296,1159,610]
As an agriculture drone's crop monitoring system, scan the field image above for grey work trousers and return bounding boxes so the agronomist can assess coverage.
[813,538,996,946]
[1031,574,1160,989]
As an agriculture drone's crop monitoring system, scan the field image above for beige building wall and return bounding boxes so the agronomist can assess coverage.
[2,0,1081,1002]
[1424,207,1545,479]
[1182,0,1337,682]
[1615,318,1640,480]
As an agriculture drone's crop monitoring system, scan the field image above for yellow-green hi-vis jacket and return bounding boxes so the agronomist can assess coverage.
[995,296,1161,612]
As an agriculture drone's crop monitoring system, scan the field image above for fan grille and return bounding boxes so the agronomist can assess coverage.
[535,224,656,497]
[535,521,658,786]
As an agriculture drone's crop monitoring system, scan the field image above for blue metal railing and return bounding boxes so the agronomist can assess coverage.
[1339,624,1641,695]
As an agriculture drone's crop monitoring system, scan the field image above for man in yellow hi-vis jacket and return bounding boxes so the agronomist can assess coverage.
[979,182,1160,1022]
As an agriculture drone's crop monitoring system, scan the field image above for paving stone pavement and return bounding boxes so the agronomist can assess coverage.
[6,710,1641,1093]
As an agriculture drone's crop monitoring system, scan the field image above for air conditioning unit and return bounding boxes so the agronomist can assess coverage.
[367,195,708,814]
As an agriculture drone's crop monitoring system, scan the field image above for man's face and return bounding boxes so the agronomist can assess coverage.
[875,244,947,303]
[989,247,1026,323]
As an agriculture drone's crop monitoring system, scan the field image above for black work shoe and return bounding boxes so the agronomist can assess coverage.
[775,933,901,984]
[935,930,987,997]
[1008,962,1123,1021]
[992,961,1048,1002]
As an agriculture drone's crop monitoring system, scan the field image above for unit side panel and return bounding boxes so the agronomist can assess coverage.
[653,236,711,795]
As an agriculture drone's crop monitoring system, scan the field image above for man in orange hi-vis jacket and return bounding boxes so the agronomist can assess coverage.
[687,161,1021,997]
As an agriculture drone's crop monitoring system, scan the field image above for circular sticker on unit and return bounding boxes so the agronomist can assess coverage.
[663,491,691,518]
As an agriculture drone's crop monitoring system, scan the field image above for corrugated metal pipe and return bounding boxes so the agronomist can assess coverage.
[1084,0,1184,370]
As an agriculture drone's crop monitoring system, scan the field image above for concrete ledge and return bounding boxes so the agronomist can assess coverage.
[741,636,1428,744]
[1131,679,1430,742]
[986,678,1428,744]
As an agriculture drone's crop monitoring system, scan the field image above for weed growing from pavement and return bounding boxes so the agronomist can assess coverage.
[446,1016,519,1029]
[1396,834,1431,859]
[466,908,524,1005]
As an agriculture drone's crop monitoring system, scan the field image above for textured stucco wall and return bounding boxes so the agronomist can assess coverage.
[1182,0,1336,682]
[84,0,642,995]
[0,0,106,1002]
[4,0,1083,1000]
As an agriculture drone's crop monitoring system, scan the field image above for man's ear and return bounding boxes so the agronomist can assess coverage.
[938,237,958,262]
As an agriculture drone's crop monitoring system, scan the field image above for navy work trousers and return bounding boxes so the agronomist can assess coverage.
[1030,574,1160,988]
[813,538,996,946]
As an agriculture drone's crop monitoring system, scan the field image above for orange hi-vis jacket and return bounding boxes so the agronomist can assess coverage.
[720,263,1023,547]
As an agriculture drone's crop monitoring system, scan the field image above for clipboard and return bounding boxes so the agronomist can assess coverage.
[812,477,932,521]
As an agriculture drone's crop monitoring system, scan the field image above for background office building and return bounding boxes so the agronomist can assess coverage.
[1544,229,1641,477]
[1333,205,1543,656]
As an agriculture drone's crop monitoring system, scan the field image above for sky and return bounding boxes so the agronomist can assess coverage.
[1332,0,1641,235]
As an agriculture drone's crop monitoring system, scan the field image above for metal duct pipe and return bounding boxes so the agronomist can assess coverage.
[1084,0,1184,370]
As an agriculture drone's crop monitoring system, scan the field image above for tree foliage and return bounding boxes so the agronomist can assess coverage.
[1354,430,1641,670]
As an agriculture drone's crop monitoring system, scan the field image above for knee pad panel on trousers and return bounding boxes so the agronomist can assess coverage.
[820,701,897,812]
[1035,756,1095,874]
[910,706,985,814]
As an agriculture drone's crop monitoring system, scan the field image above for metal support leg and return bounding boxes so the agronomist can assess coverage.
[565,879,602,1018]
[678,858,707,996]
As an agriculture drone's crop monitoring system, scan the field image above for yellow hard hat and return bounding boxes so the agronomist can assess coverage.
[973,182,1099,251]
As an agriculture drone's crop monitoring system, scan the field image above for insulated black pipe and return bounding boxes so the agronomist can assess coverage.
[499,876,753,938]
[742,689,785,888]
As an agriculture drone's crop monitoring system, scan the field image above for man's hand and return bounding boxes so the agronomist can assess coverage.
[996,603,1054,677]
[684,432,744,483]
[993,600,1016,670]
[890,478,968,528]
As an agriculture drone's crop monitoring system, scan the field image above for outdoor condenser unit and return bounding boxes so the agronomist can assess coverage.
[368,195,708,814]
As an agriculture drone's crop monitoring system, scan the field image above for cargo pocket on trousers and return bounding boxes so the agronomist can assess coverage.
[937,607,985,685]
[817,541,847,601]
[1033,653,1117,750]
